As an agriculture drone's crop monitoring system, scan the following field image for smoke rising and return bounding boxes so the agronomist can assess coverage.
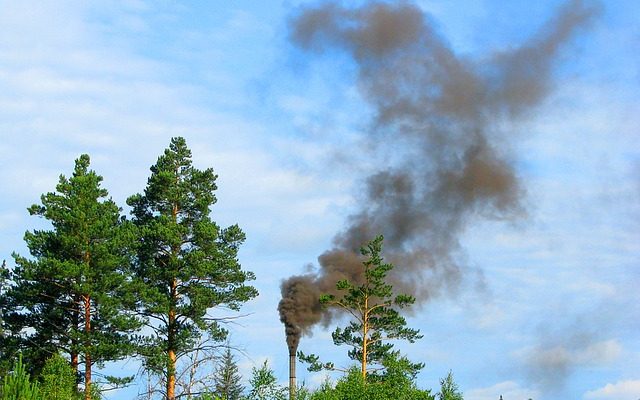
[519,334,621,393]
[279,0,599,353]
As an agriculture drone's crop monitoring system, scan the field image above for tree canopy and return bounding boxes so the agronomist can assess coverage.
[127,137,258,400]
[301,235,423,380]
[5,155,139,399]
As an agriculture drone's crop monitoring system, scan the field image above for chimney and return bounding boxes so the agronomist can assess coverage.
[289,352,296,400]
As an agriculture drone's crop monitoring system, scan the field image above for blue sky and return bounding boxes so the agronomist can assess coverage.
[0,1,638,399]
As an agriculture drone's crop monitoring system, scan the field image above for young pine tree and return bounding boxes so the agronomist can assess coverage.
[127,137,258,400]
[213,348,244,400]
[300,235,423,380]
[437,371,463,400]
[1,355,40,400]
[8,155,139,399]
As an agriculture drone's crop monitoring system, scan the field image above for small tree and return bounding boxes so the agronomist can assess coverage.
[300,236,423,380]
[246,361,286,400]
[39,353,79,400]
[1,355,40,400]
[213,348,244,400]
[437,371,463,400]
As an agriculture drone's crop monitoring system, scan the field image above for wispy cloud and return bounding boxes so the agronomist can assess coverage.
[584,379,640,400]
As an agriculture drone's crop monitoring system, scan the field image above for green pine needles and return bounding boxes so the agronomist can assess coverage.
[127,137,258,400]
[2,137,257,400]
[1,355,40,400]
[8,154,140,399]
[300,235,423,381]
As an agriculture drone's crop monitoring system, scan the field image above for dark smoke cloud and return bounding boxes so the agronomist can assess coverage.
[279,0,600,353]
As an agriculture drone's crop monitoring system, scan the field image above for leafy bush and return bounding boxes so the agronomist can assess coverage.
[246,361,287,400]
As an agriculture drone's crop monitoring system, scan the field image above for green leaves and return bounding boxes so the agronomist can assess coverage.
[246,361,287,400]
[39,353,79,400]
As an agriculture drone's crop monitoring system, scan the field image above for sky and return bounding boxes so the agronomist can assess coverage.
[0,1,638,399]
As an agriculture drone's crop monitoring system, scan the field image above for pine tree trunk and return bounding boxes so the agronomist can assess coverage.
[72,295,80,392]
[84,294,92,400]
[167,277,178,400]
[362,296,368,381]
[166,199,179,400]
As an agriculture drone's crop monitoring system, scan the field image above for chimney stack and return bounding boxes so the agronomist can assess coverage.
[289,351,296,400]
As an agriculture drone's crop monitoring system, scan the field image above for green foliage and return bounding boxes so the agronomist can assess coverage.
[296,383,312,400]
[310,367,435,400]
[127,137,258,395]
[303,236,423,379]
[213,348,244,400]
[39,353,79,400]
[437,371,463,400]
[5,155,140,398]
[246,361,287,400]
[1,355,40,400]
[0,261,15,376]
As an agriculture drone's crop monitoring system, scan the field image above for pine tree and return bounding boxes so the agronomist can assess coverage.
[127,137,258,400]
[300,235,423,380]
[214,348,244,400]
[437,371,463,400]
[7,155,139,399]
[1,354,40,400]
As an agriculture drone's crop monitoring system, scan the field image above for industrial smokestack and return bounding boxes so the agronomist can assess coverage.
[289,352,296,400]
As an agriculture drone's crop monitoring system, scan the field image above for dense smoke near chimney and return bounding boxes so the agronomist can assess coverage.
[279,0,599,353]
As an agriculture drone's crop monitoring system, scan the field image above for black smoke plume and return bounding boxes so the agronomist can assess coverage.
[279,0,599,353]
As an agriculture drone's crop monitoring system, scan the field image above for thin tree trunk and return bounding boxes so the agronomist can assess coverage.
[166,183,180,400]
[84,294,92,400]
[167,277,178,400]
[72,294,80,392]
[362,296,368,380]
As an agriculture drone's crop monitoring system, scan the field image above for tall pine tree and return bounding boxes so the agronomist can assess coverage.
[7,155,139,399]
[127,137,257,400]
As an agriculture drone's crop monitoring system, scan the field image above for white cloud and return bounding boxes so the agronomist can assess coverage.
[465,381,539,400]
[584,379,640,400]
